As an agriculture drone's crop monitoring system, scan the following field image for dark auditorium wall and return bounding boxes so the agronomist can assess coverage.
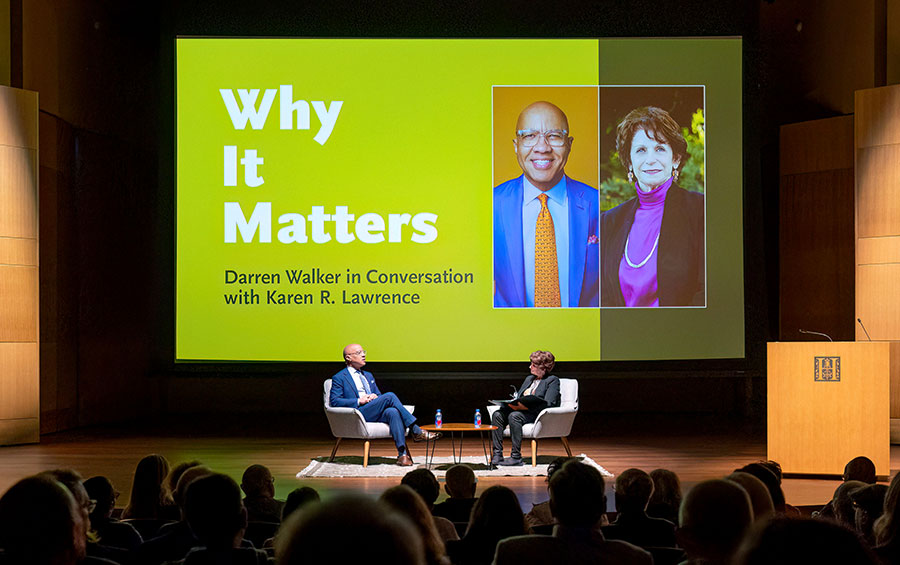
[23,1,164,431]
[13,0,890,433]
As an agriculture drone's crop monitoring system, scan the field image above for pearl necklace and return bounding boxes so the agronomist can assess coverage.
[624,232,660,268]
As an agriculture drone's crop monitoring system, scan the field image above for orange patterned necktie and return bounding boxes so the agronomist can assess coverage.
[535,193,561,307]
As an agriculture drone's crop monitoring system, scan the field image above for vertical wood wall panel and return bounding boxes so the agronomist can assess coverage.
[856,85,900,420]
[857,85,900,340]
[857,145,900,238]
[0,85,38,445]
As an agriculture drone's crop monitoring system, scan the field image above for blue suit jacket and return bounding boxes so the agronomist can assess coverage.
[493,175,599,307]
[330,367,381,409]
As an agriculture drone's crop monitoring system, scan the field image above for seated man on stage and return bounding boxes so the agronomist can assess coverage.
[491,350,561,466]
[330,344,440,466]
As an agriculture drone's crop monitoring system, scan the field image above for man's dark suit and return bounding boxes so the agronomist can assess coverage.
[491,374,561,460]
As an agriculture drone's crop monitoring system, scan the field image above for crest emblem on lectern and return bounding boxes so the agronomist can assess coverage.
[814,356,841,382]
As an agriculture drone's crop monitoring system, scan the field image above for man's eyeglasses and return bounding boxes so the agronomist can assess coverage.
[516,129,568,147]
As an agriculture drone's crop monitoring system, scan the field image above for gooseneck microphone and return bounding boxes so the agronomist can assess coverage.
[857,318,872,341]
[799,329,833,342]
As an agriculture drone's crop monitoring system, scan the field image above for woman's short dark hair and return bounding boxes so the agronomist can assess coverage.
[529,350,555,373]
[616,106,689,176]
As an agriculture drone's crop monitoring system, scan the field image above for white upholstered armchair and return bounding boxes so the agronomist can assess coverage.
[486,378,578,467]
[323,379,415,467]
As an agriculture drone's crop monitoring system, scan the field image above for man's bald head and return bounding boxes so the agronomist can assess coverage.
[516,101,570,133]
[343,344,366,369]
[514,101,573,192]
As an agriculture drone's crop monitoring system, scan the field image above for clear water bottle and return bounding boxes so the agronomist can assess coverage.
[435,409,442,428]
[474,409,482,428]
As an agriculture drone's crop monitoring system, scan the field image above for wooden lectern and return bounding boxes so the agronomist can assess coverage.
[768,342,890,476]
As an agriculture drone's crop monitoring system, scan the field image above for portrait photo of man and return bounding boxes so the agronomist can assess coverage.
[493,88,600,308]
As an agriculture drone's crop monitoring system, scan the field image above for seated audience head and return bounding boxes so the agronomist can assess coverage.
[282,487,320,521]
[758,460,783,483]
[678,479,753,564]
[546,456,576,483]
[548,460,606,528]
[276,494,424,565]
[444,464,477,499]
[850,483,888,544]
[83,476,118,523]
[184,473,247,550]
[648,468,682,522]
[735,516,875,564]
[124,454,172,519]
[614,468,654,514]
[0,475,86,564]
[173,464,213,510]
[844,456,877,484]
[465,485,526,541]
[379,485,446,565]
[726,472,775,521]
[241,464,275,499]
[736,462,786,512]
[401,468,441,509]
[875,471,900,548]
[39,469,93,536]
[166,460,202,496]
[833,480,867,529]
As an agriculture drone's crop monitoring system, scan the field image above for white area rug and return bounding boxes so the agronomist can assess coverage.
[296,453,613,478]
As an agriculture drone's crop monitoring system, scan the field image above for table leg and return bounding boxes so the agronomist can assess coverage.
[457,432,464,464]
[481,431,491,469]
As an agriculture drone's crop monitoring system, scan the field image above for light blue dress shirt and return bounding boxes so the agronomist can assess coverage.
[522,177,569,307]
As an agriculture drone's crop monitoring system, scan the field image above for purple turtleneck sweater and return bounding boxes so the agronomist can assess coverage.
[618,178,672,307]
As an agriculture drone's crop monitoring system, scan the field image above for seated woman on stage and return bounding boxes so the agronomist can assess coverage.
[491,350,560,467]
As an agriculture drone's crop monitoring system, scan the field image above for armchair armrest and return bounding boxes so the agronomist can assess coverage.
[324,406,370,438]
[531,405,578,439]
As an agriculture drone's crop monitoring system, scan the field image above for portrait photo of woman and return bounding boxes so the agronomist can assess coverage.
[600,94,705,308]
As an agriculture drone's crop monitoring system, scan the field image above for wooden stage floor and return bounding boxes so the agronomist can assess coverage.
[1,425,896,512]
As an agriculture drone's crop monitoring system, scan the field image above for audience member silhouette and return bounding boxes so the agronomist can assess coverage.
[726,472,775,521]
[850,483,888,547]
[240,465,284,524]
[84,475,143,551]
[40,469,125,564]
[734,516,876,564]
[646,468,682,525]
[827,480,869,530]
[380,485,450,565]
[262,487,321,549]
[401,469,458,541]
[0,475,87,565]
[816,456,878,521]
[166,462,203,501]
[275,494,424,565]
[736,463,791,515]
[176,473,268,564]
[281,487,320,521]
[602,467,676,548]
[845,456,878,484]
[677,478,753,565]
[494,461,652,564]
[523,456,575,531]
[135,465,213,565]
[874,471,900,563]
[123,455,178,521]
[445,485,527,565]
[756,460,801,515]
[432,464,478,524]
